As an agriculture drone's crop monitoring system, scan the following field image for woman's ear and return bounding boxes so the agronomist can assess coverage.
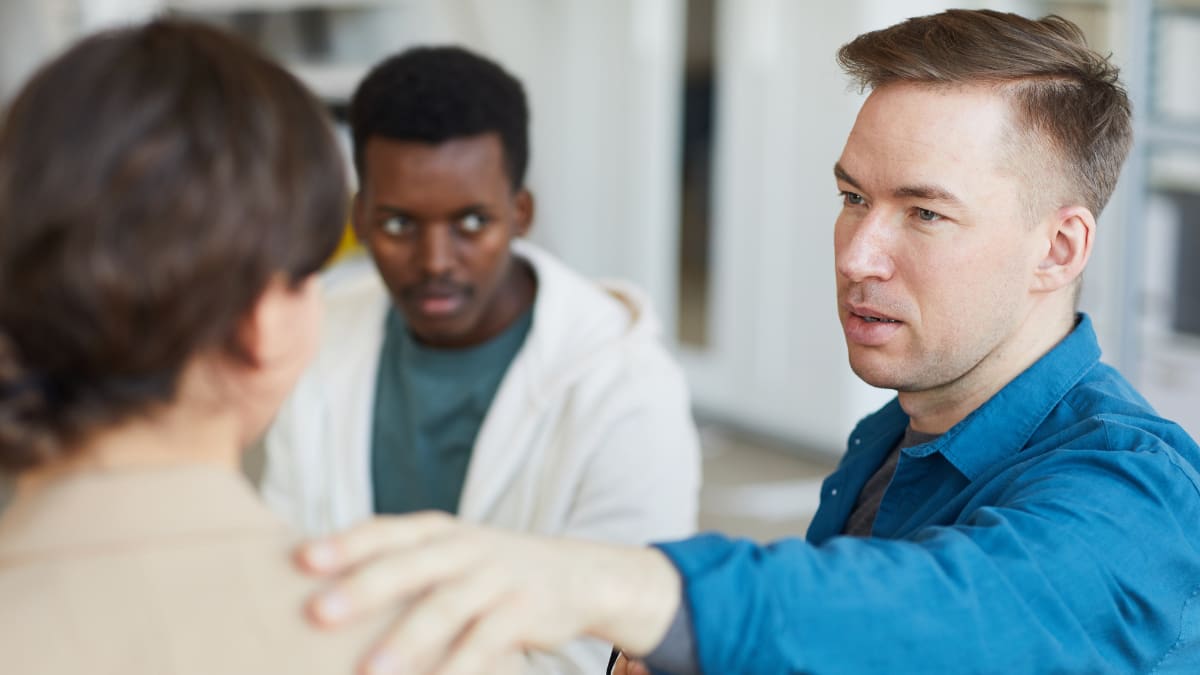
[226,276,323,444]
[234,276,323,372]
[1033,205,1094,294]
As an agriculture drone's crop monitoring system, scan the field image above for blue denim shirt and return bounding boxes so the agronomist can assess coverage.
[652,315,1200,674]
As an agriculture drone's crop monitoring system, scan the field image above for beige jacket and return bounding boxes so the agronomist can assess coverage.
[0,464,383,675]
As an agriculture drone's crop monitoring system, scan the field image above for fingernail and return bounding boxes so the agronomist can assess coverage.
[304,543,337,570]
[316,592,349,622]
[366,650,399,674]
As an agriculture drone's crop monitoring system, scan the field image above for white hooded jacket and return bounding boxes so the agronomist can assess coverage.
[262,241,701,674]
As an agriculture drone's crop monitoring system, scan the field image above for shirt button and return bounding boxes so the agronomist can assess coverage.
[831,488,839,496]
[854,438,861,445]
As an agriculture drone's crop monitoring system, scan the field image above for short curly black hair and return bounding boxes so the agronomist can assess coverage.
[349,45,530,191]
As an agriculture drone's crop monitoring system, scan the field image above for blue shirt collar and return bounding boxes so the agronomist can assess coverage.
[811,314,1104,542]
[897,313,1102,479]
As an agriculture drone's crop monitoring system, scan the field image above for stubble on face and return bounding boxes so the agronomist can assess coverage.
[834,83,1044,409]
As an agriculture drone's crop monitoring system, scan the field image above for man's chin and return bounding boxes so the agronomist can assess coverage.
[403,312,477,348]
[848,358,908,392]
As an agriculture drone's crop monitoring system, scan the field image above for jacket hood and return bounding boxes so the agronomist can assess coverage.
[507,239,664,407]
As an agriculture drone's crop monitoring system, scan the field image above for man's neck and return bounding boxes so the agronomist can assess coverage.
[479,257,537,342]
[899,309,1076,434]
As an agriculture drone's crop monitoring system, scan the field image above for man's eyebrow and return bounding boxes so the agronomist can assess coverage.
[373,205,412,215]
[373,204,491,220]
[835,163,965,207]
[833,163,862,191]
[894,184,964,206]
[451,204,490,218]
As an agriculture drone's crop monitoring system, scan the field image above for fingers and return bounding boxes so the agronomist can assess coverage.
[306,516,484,627]
[363,567,510,675]
[297,511,457,575]
[430,602,530,675]
[294,517,650,673]
[612,653,652,675]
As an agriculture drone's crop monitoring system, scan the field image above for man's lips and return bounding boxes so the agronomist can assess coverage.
[847,306,902,324]
[402,284,471,318]
[842,303,904,346]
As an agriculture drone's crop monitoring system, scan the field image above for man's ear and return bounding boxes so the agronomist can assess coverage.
[513,188,534,238]
[1034,205,1094,294]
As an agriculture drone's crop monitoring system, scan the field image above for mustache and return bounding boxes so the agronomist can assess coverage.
[842,283,907,315]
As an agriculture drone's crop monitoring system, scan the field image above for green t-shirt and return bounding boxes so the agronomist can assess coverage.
[371,306,534,515]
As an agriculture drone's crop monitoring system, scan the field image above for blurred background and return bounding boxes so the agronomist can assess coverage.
[1,0,1198,539]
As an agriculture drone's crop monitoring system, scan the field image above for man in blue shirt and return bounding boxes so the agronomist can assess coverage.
[292,10,1200,674]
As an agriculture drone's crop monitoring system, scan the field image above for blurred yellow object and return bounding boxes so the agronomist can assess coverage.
[329,220,362,264]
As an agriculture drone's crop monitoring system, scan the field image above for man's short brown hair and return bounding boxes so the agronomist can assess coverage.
[837,9,1132,218]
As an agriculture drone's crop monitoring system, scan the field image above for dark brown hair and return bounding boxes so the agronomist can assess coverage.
[0,20,347,471]
[837,9,1132,217]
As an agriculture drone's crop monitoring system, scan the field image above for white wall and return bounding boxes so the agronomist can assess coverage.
[0,1,70,102]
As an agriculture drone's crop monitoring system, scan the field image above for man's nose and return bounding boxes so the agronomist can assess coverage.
[417,225,455,277]
[835,213,896,284]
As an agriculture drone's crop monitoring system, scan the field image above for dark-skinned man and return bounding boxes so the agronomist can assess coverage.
[262,46,701,675]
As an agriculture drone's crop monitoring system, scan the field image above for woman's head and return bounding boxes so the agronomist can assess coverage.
[0,20,346,471]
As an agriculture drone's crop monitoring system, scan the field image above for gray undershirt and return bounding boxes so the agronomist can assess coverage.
[636,602,696,675]
[842,426,940,537]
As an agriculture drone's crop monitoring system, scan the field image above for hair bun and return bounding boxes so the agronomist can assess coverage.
[0,333,60,470]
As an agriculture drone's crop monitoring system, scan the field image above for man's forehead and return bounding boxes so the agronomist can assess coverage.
[838,82,1017,191]
[854,81,1014,142]
[364,134,506,170]
[361,134,512,195]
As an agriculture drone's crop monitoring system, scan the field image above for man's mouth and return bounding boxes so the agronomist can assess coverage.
[843,307,904,346]
[402,283,471,318]
[849,306,902,324]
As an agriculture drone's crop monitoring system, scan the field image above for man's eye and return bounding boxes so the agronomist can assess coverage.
[840,191,866,206]
[916,208,942,222]
[381,215,413,236]
[458,213,488,233]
